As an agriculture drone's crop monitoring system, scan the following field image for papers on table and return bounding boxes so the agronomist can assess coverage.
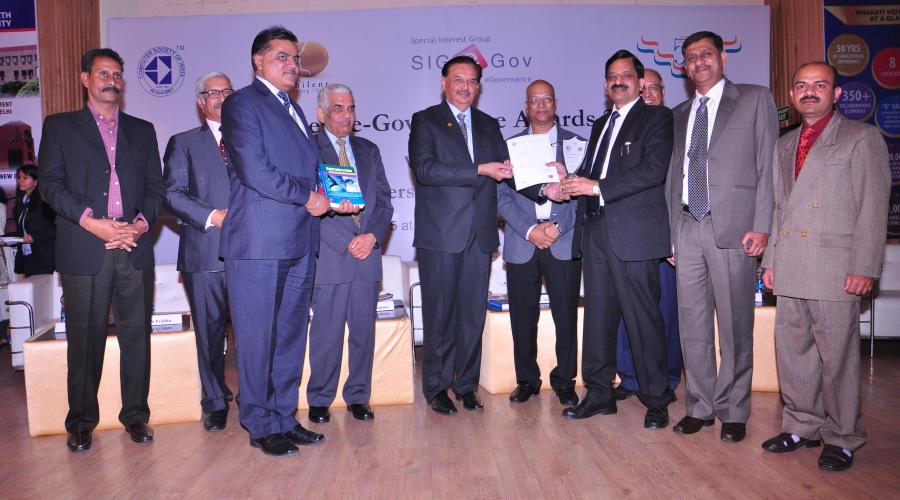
[506,135,559,190]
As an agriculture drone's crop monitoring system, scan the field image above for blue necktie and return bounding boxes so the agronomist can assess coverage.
[277,91,291,110]
[688,96,711,220]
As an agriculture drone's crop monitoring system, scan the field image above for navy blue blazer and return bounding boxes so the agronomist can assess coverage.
[313,132,393,285]
[219,78,320,260]
[163,123,230,272]
[39,106,164,275]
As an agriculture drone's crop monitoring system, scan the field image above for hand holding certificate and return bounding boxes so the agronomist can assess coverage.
[506,134,560,190]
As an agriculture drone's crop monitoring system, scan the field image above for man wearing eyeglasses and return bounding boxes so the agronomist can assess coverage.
[498,80,584,407]
[666,31,778,444]
[163,72,236,433]
[39,48,165,452]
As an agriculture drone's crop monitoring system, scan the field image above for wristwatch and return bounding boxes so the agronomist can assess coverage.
[538,183,548,198]
[592,183,600,196]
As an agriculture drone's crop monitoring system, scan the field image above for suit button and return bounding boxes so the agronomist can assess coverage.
[103,192,108,197]
[105,170,111,175]
[811,202,820,208]
[800,231,808,238]
[780,229,788,237]
[777,203,782,209]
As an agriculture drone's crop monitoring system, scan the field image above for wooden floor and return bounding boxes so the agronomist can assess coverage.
[2,340,899,500]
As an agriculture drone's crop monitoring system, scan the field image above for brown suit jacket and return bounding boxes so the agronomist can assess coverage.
[761,113,890,302]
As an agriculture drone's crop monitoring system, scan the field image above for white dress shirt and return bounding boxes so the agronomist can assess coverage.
[681,78,725,205]
[593,96,640,205]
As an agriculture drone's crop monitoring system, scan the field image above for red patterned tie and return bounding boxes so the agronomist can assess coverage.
[794,126,816,179]
[219,139,228,164]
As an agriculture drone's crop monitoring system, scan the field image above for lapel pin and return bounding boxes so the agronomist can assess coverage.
[447,122,453,128]
[623,141,632,155]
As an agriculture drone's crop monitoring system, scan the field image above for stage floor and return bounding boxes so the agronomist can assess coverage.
[2,335,898,499]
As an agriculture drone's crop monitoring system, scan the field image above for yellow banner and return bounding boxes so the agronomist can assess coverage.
[826,5,900,25]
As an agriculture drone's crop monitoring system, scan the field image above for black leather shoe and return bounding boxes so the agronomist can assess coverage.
[673,416,715,435]
[250,433,299,458]
[202,410,228,432]
[762,432,821,453]
[429,391,457,415]
[644,405,669,429]
[509,384,539,403]
[308,406,331,423]
[284,424,325,446]
[455,391,484,411]
[720,422,746,443]
[66,430,92,452]
[818,444,853,471]
[553,386,579,406]
[348,404,375,421]
[561,398,617,419]
[125,422,154,443]
[613,385,637,401]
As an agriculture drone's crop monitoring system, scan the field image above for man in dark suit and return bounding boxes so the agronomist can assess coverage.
[307,83,393,423]
[163,71,235,432]
[39,48,165,452]
[498,80,584,407]
[408,55,513,415]
[615,68,683,400]
[220,26,351,458]
[666,31,777,443]
[559,50,674,429]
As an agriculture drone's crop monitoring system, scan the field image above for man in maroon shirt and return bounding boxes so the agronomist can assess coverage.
[40,48,165,452]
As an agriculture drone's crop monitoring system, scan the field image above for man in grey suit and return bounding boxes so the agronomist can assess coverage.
[498,80,584,407]
[307,84,393,423]
[163,71,235,432]
[667,31,778,443]
[761,62,889,472]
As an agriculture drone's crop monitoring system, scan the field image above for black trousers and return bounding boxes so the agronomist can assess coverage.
[581,214,673,408]
[62,250,154,432]
[506,248,581,391]
[417,237,491,402]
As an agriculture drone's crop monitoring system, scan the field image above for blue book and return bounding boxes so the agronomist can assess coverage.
[318,163,365,208]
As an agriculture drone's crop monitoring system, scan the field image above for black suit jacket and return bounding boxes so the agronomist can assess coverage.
[163,124,230,273]
[12,186,56,276]
[573,99,673,261]
[39,106,165,275]
[408,101,510,253]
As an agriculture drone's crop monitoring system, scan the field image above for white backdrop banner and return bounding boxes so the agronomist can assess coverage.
[108,4,770,263]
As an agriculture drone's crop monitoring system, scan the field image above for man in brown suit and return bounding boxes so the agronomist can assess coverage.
[760,62,890,472]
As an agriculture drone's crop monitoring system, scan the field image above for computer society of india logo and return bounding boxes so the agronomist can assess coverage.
[637,35,742,78]
[136,46,186,97]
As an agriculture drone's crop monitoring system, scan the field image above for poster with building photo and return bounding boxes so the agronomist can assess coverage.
[825,0,900,240]
[0,0,40,233]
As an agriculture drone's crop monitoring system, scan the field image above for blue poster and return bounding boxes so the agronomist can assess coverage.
[824,0,900,239]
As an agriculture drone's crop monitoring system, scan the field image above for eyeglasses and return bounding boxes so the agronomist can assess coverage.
[200,89,235,99]
[644,84,664,93]
[526,96,556,105]
[96,70,123,81]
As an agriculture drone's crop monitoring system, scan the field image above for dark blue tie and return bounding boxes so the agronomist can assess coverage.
[277,91,291,110]
[587,110,619,215]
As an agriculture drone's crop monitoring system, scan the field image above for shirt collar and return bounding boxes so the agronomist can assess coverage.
[206,119,222,142]
[528,125,558,145]
[86,100,119,125]
[446,101,472,122]
[324,127,350,147]
[612,96,640,118]
[801,110,834,134]
[695,78,726,105]
[256,75,290,100]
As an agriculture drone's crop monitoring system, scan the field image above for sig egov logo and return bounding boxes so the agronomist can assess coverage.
[637,35,742,78]
[137,46,185,97]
